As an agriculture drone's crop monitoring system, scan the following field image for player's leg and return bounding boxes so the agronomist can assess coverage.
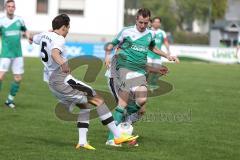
[0,71,6,92]
[147,57,162,90]
[75,103,95,150]
[64,75,138,145]
[5,57,24,108]
[0,58,11,103]
[125,102,145,124]
[88,94,138,145]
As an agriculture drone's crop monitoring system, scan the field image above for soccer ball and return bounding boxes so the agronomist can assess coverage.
[117,122,133,135]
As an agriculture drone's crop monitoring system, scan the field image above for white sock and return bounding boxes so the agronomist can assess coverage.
[97,105,121,139]
[77,109,90,145]
[78,128,88,145]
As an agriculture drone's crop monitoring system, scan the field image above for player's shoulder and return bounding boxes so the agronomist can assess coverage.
[147,28,155,38]
[157,29,167,35]
[51,32,65,44]
[14,15,25,22]
[0,15,7,24]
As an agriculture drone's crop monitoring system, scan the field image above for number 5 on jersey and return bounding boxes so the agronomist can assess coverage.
[41,41,48,62]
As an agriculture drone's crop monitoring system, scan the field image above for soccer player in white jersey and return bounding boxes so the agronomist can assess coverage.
[31,14,138,150]
[236,35,240,63]
[0,0,31,108]
[105,8,179,146]
[147,17,171,90]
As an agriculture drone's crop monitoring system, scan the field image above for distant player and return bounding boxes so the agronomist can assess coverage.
[0,0,31,108]
[105,8,178,146]
[31,14,138,150]
[147,17,171,90]
[236,34,240,63]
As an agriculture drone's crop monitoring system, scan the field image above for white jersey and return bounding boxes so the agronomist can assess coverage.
[33,32,67,82]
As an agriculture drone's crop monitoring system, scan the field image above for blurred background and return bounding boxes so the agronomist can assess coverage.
[0,0,239,62]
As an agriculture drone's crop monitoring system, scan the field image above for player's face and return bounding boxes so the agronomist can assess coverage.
[152,19,161,30]
[5,2,15,17]
[136,16,150,32]
[63,25,70,37]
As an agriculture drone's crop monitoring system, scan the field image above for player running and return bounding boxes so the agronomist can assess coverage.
[0,0,31,108]
[147,17,171,90]
[105,8,179,146]
[31,14,138,150]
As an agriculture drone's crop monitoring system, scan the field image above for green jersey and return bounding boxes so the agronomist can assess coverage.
[147,28,167,59]
[0,15,27,58]
[111,25,155,74]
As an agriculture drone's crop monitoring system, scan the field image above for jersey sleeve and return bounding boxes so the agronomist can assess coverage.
[51,36,65,53]
[149,31,156,48]
[162,30,167,39]
[111,28,125,46]
[19,18,27,32]
[33,33,42,45]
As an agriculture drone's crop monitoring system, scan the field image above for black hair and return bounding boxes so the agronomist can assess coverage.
[136,8,151,18]
[52,14,70,30]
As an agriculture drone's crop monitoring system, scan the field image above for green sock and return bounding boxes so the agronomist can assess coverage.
[152,74,160,86]
[127,101,140,115]
[107,106,125,140]
[7,81,20,102]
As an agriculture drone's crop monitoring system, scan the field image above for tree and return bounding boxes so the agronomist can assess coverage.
[211,0,228,22]
[138,0,228,32]
[139,0,178,32]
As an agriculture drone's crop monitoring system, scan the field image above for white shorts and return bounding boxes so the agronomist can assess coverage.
[147,57,162,65]
[49,71,96,111]
[0,57,24,74]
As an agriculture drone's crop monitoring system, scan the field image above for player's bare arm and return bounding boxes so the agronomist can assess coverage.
[104,43,114,68]
[151,46,179,63]
[164,38,171,55]
[51,48,70,74]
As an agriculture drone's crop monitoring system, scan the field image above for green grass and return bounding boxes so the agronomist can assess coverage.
[0,58,240,160]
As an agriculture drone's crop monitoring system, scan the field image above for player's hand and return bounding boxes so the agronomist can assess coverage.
[28,34,33,44]
[172,56,180,63]
[158,65,169,75]
[167,55,180,63]
[61,63,70,74]
[105,54,111,68]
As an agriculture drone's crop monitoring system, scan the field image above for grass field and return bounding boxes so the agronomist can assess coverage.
[0,58,240,160]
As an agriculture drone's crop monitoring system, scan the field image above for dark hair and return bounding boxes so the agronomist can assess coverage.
[5,0,15,5]
[136,8,151,18]
[52,14,70,30]
[152,17,162,23]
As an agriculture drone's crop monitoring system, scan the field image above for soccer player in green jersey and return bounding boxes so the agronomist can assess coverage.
[0,0,31,108]
[147,17,171,90]
[105,8,179,146]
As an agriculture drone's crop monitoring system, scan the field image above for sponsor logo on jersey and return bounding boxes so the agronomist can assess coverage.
[5,30,20,36]
[130,44,148,52]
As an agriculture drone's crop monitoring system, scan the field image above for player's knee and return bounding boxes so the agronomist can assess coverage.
[118,98,128,108]
[0,72,6,81]
[136,97,147,107]
[14,75,22,82]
